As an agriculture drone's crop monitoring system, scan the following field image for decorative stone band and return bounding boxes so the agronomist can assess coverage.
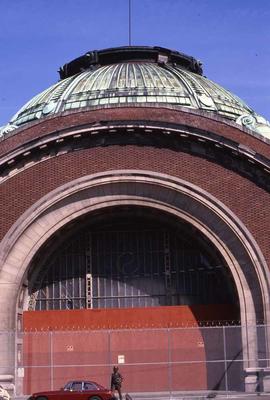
[0,122,270,190]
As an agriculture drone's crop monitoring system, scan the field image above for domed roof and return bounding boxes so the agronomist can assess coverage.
[1,46,270,139]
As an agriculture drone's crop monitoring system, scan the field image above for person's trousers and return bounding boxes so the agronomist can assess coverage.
[111,385,122,400]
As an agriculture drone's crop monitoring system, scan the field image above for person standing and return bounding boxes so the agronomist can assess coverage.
[111,366,123,400]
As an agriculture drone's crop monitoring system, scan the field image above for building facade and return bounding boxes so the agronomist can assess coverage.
[0,46,270,394]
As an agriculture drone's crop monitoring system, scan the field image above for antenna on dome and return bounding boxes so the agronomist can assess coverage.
[128,0,132,46]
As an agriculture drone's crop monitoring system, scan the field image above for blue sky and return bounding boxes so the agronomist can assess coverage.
[0,0,269,126]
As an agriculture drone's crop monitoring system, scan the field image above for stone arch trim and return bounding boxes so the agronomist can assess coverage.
[0,170,269,367]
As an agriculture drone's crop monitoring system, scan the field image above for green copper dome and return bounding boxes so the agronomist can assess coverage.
[1,46,270,139]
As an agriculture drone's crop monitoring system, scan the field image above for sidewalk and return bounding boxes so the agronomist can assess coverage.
[130,392,270,400]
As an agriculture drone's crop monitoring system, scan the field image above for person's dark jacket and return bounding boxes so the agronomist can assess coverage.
[111,371,123,388]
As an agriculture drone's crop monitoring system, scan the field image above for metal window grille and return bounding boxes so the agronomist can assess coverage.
[29,225,236,311]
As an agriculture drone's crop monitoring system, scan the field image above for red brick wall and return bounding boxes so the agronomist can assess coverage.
[22,327,208,394]
[22,306,242,394]
[23,305,239,331]
[23,306,230,394]
[1,144,269,266]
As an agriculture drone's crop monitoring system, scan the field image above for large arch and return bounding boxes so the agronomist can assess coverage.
[0,170,269,392]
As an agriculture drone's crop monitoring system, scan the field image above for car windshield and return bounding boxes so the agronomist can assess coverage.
[63,382,72,391]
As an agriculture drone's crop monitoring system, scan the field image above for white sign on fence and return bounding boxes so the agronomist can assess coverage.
[118,354,125,364]
[17,368,24,378]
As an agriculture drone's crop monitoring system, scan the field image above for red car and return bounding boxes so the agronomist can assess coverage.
[28,380,114,400]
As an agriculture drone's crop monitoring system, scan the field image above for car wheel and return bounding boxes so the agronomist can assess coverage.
[36,396,48,400]
[89,396,102,400]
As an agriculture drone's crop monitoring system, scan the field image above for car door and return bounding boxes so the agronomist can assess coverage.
[82,382,101,400]
[64,382,83,400]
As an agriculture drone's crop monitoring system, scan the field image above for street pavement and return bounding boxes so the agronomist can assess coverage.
[14,392,270,400]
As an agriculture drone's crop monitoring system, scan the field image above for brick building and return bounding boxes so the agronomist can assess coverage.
[0,46,270,395]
